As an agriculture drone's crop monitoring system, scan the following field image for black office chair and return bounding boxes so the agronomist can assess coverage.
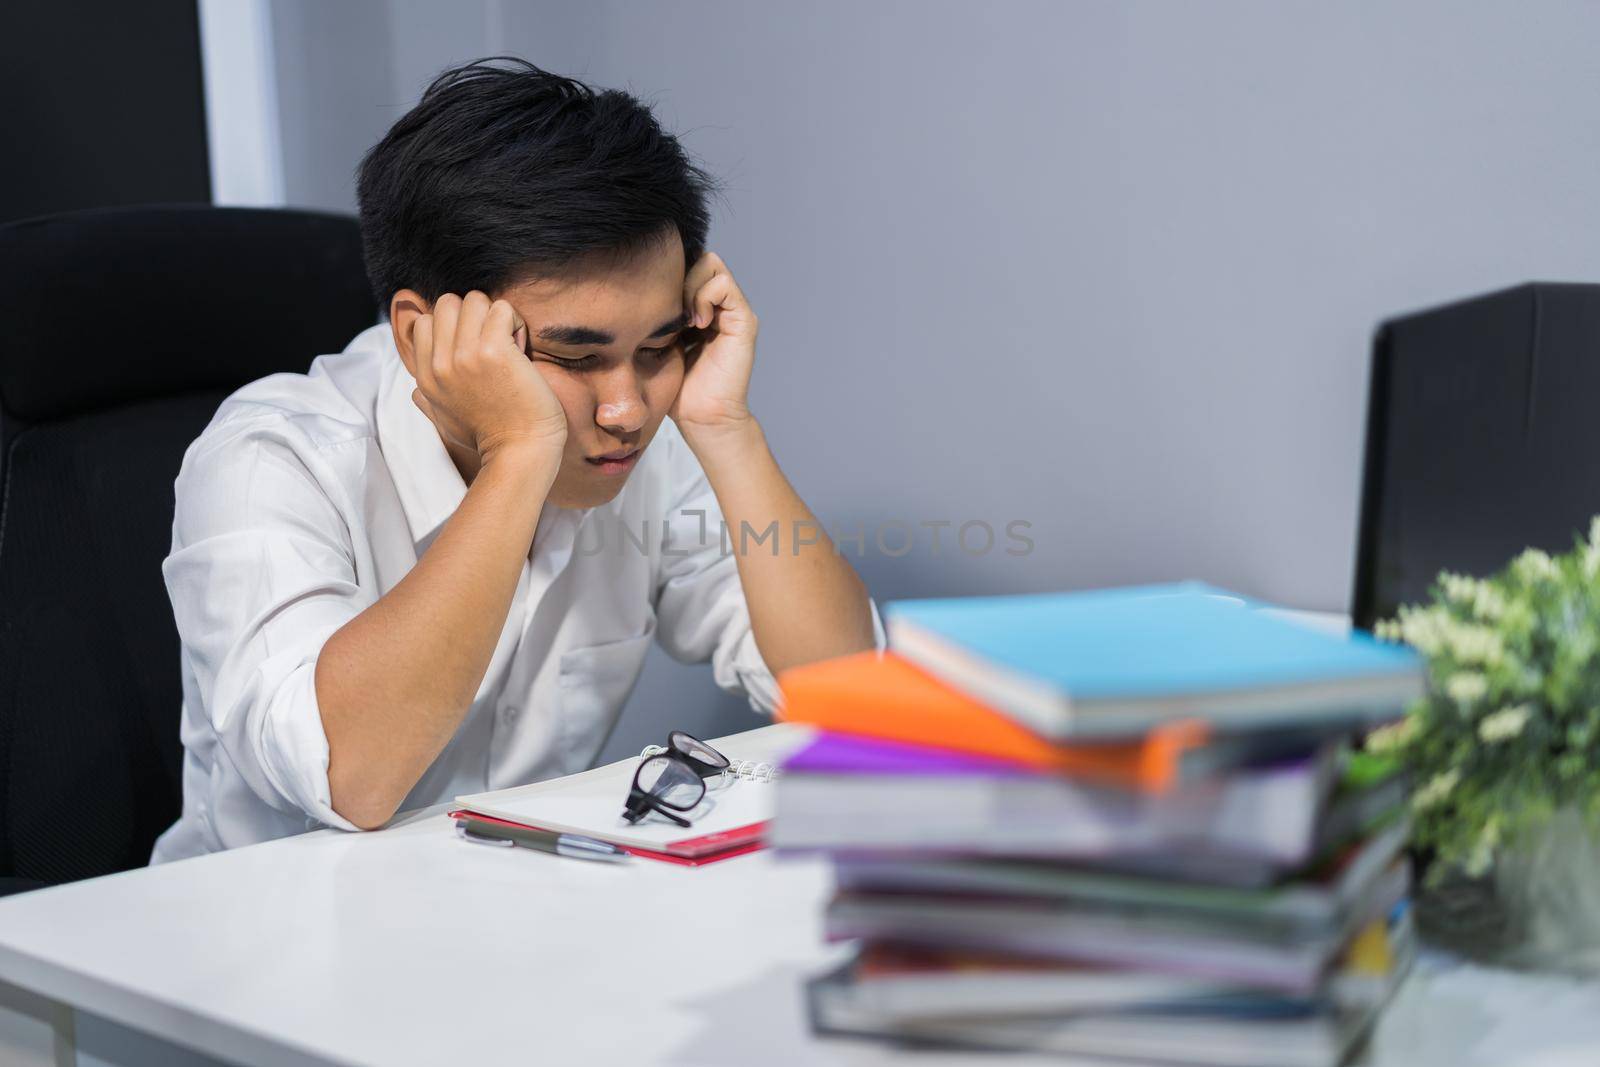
[0,205,376,894]
[1353,282,1600,630]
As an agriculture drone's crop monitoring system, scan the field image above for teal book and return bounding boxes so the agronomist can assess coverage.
[884,582,1423,740]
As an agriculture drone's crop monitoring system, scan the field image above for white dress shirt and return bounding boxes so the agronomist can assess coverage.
[151,323,884,862]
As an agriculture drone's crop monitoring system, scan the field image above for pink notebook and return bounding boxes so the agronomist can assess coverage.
[448,809,766,866]
[452,723,808,865]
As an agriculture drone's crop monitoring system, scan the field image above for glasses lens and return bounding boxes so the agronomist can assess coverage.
[670,731,730,771]
[636,755,705,810]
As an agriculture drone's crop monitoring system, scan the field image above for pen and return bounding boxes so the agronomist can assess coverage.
[453,815,631,863]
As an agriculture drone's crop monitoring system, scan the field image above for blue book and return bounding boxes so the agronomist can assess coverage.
[884,582,1423,740]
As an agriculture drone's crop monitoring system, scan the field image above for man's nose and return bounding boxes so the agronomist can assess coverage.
[594,368,647,435]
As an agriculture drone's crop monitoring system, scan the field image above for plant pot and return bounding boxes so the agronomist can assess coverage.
[1415,806,1600,974]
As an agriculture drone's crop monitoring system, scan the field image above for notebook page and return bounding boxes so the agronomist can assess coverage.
[455,723,811,852]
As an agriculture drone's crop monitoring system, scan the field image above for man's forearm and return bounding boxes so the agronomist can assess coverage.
[318,446,558,828]
[684,419,877,675]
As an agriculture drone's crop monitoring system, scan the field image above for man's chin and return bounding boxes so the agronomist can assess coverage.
[545,470,632,510]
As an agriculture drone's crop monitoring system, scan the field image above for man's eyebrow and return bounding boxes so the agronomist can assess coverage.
[536,312,689,347]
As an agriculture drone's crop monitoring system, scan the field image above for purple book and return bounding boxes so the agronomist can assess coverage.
[775,732,1344,867]
[783,731,1038,776]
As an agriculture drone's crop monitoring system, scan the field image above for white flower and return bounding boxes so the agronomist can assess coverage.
[1396,606,1503,662]
[1396,607,1448,656]
[1471,584,1507,621]
[1435,572,1507,620]
[1446,624,1505,667]
[1477,704,1532,743]
[1413,768,1461,810]
[1445,672,1489,706]
[1512,548,1559,583]
[1441,572,1480,605]
[1365,716,1417,754]
[1463,816,1502,878]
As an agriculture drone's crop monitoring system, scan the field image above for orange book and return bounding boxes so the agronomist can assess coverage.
[776,651,1211,793]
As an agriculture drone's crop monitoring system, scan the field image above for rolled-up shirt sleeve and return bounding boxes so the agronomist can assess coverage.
[650,428,888,715]
[162,418,369,832]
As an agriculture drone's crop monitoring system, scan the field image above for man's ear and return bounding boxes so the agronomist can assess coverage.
[388,290,430,378]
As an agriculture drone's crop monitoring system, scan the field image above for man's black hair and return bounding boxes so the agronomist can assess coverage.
[356,57,721,312]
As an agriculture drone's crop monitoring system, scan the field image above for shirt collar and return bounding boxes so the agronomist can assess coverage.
[373,329,470,547]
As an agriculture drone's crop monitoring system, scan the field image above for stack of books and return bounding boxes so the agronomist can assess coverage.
[771,582,1424,1067]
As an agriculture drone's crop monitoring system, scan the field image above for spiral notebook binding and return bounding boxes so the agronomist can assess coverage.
[726,758,780,783]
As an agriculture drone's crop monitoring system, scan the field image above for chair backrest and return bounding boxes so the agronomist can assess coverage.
[0,205,377,888]
[1353,282,1600,629]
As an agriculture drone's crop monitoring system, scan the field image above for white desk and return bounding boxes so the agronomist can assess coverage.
[2,797,1598,1067]
[0,801,837,1067]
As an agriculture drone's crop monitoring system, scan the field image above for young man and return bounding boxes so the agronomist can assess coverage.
[151,59,880,861]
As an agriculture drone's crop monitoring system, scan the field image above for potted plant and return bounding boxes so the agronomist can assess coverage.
[1371,519,1600,972]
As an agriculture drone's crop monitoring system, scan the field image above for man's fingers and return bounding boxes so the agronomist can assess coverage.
[431,293,462,374]
[412,313,438,394]
[684,250,722,293]
[455,291,492,363]
[411,387,435,419]
[684,251,723,325]
[485,298,523,356]
[689,270,739,330]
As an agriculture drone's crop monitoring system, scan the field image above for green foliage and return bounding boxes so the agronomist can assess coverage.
[1371,519,1600,886]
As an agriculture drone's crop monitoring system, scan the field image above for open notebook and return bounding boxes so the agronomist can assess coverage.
[453,723,811,864]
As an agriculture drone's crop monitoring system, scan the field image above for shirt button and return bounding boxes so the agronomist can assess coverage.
[500,705,519,724]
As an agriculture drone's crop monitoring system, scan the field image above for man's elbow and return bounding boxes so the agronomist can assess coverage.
[327,761,404,831]
[338,801,397,833]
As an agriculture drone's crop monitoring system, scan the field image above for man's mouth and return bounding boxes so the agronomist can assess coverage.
[585,448,641,474]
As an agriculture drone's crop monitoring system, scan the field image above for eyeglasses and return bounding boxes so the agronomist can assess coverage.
[622,730,731,827]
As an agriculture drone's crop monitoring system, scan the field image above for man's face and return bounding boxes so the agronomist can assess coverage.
[497,230,689,508]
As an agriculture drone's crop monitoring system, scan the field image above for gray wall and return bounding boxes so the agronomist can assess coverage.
[268,0,515,211]
[264,1,1600,757]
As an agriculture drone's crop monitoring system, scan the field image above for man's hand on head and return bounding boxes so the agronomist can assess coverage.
[404,290,569,468]
[670,252,759,447]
